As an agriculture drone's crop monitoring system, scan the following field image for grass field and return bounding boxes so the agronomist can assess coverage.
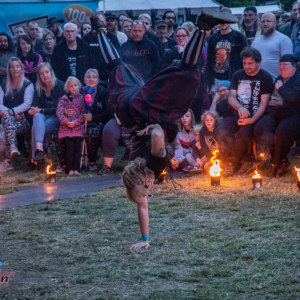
[0,147,300,299]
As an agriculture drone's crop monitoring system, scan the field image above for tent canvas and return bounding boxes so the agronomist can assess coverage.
[230,5,283,16]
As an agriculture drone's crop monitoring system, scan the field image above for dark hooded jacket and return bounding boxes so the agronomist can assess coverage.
[146,32,164,57]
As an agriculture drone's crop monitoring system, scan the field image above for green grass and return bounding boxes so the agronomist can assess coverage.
[0,147,300,299]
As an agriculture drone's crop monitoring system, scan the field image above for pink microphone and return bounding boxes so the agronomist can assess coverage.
[85,94,93,106]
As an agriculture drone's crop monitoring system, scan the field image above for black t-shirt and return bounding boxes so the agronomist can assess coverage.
[65,47,77,77]
[216,100,235,119]
[229,68,274,117]
[214,31,233,80]
[45,95,54,109]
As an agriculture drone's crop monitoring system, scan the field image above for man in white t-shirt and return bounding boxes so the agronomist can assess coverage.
[252,12,293,81]
[105,12,128,45]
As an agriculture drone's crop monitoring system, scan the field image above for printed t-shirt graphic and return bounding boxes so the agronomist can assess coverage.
[214,34,231,80]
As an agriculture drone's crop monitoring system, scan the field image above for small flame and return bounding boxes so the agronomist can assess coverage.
[252,170,262,179]
[260,153,265,160]
[209,150,222,177]
[46,164,56,175]
[161,170,167,175]
[294,166,300,181]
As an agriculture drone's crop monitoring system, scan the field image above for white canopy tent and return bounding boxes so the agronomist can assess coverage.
[230,5,283,16]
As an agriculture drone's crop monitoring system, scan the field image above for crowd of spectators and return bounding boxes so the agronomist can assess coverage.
[0,4,300,178]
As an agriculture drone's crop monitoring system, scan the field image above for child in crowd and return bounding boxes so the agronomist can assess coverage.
[56,77,85,176]
[171,109,201,173]
[194,110,220,171]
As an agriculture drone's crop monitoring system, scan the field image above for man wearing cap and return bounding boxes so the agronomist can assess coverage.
[46,16,64,44]
[138,14,164,57]
[239,6,261,45]
[155,20,177,52]
[210,80,235,119]
[252,12,293,81]
[278,1,299,38]
[105,12,128,45]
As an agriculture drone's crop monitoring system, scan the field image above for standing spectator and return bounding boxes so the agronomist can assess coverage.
[138,14,164,57]
[80,22,91,37]
[51,23,95,84]
[290,1,300,47]
[38,30,55,63]
[239,6,261,45]
[17,35,43,85]
[214,47,274,177]
[182,21,196,35]
[0,33,15,85]
[252,13,293,81]
[155,20,176,52]
[118,13,129,30]
[26,20,43,52]
[121,18,133,38]
[121,21,160,82]
[163,10,177,39]
[14,26,26,37]
[46,17,64,44]
[105,12,128,45]
[0,58,33,172]
[83,13,120,82]
[205,17,247,97]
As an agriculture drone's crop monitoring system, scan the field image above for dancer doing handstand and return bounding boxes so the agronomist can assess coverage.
[90,10,238,249]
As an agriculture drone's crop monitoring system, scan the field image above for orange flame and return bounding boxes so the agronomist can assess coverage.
[161,170,167,175]
[209,150,222,177]
[294,166,300,181]
[46,164,56,175]
[252,170,262,179]
[260,153,265,160]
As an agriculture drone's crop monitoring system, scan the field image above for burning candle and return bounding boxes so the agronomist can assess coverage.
[294,167,300,191]
[260,153,266,169]
[252,170,262,189]
[158,170,168,184]
[209,150,222,186]
[46,164,56,183]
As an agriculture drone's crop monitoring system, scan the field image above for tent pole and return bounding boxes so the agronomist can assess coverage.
[102,0,106,13]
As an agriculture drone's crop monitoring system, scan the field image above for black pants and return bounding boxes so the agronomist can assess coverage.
[213,116,256,165]
[65,137,82,172]
[254,106,300,166]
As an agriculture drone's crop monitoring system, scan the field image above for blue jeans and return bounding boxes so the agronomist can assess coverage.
[31,113,60,159]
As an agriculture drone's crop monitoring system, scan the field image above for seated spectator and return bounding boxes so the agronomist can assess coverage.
[155,20,176,52]
[210,80,235,119]
[51,22,95,84]
[121,21,159,82]
[171,109,197,173]
[105,12,128,45]
[80,22,92,37]
[17,34,43,85]
[121,18,133,38]
[27,63,64,168]
[38,30,56,63]
[254,54,300,177]
[0,33,15,86]
[56,76,84,176]
[138,14,164,57]
[0,57,33,172]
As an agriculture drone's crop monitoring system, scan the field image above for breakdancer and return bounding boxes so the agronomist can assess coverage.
[90,9,238,249]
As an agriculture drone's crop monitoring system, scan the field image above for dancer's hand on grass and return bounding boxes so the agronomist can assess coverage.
[130,242,150,249]
[136,124,156,136]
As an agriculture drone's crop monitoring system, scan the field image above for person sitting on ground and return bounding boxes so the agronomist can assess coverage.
[254,54,300,177]
[171,109,199,173]
[214,47,274,177]
[0,57,33,172]
[210,80,235,119]
[27,63,64,170]
[38,30,56,63]
[0,32,15,86]
[17,35,43,85]
[56,76,84,176]
[80,22,92,37]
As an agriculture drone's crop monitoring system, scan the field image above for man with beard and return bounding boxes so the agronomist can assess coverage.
[26,21,43,52]
[279,1,299,39]
[46,17,64,44]
[163,10,177,39]
[105,12,128,45]
[239,6,261,45]
[0,33,14,85]
[252,13,293,81]
[138,14,164,57]
[155,20,176,52]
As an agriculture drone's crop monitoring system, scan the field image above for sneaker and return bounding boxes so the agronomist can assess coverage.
[190,166,203,174]
[0,160,13,172]
[236,161,254,176]
[267,165,278,177]
[88,164,98,171]
[69,170,74,176]
[23,162,38,173]
[182,165,192,173]
[10,145,20,158]
[223,163,235,177]
[56,164,65,173]
[97,165,112,176]
[277,159,291,176]
[74,170,81,176]
[33,149,44,161]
